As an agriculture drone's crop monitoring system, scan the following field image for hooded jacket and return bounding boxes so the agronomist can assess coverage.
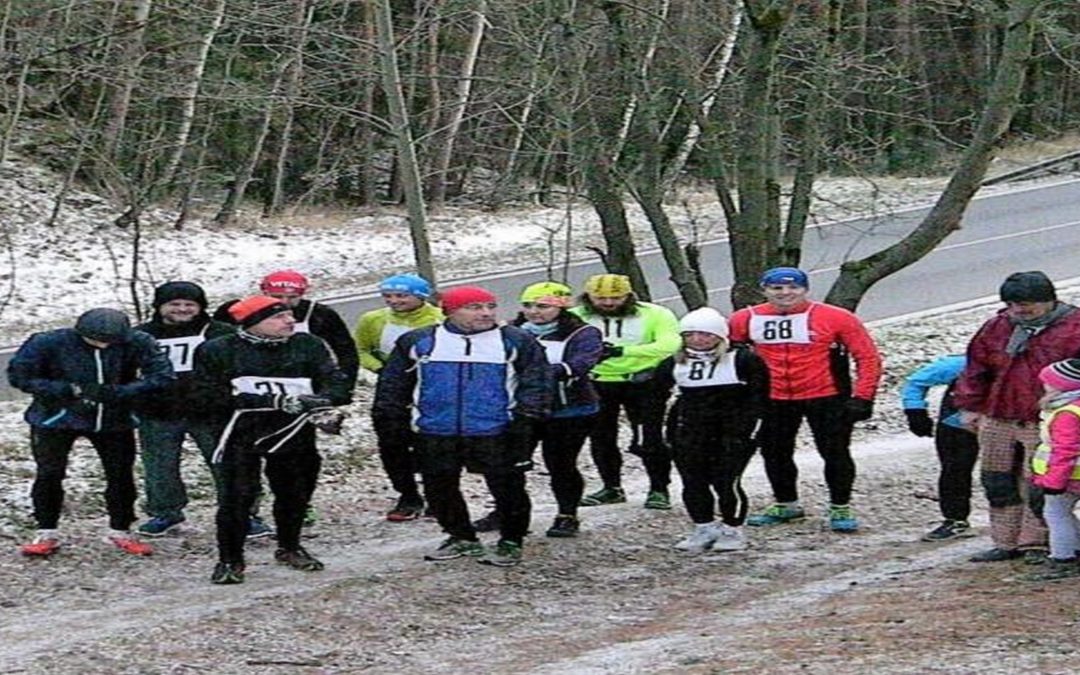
[8,328,174,432]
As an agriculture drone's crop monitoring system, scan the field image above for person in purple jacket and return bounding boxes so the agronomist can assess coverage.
[472,282,604,538]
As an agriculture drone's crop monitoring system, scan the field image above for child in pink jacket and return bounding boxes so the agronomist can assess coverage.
[1028,359,1080,580]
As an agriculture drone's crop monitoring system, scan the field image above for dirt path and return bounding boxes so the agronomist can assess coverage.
[2,435,1074,674]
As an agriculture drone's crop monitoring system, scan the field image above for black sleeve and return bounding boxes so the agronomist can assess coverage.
[507,328,553,419]
[653,357,676,397]
[309,335,353,406]
[737,348,771,421]
[312,304,359,387]
[213,299,240,325]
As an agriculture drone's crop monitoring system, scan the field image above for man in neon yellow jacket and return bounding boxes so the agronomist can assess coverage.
[355,273,443,521]
[569,274,681,509]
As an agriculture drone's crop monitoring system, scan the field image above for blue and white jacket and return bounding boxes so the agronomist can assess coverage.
[372,322,552,437]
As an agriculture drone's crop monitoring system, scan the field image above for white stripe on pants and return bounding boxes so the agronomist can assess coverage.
[1044,492,1080,560]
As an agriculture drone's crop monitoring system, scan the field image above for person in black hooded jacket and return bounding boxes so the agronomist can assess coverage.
[8,308,174,558]
[192,296,352,585]
[134,281,247,538]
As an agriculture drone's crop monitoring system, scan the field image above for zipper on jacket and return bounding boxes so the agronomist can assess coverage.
[94,348,104,433]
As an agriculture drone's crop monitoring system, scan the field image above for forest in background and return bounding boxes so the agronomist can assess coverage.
[0,1,1076,305]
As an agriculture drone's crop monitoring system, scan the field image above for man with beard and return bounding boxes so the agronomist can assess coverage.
[569,274,681,510]
[134,281,265,537]
[193,296,352,584]
[955,271,1080,564]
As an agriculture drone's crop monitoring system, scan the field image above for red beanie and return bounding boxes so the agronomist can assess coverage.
[229,296,291,328]
[440,286,497,314]
[260,269,309,295]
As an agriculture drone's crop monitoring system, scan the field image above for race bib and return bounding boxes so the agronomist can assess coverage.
[231,375,313,397]
[748,311,811,344]
[156,335,205,373]
[540,339,568,365]
[379,323,413,357]
[293,321,310,334]
[673,356,741,388]
[583,315,645,346]
[425,326,507,364]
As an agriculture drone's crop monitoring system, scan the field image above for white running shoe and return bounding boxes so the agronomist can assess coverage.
[709,524,747,551]
[674,523,720,553]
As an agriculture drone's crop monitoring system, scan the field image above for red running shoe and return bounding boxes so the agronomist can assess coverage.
[105,532,154,556]
[21,534,60,557]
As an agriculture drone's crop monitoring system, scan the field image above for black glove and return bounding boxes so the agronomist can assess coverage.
[904,409,934,437]
[600,343,624,360]
[278,394,333,415]
[1028,484,1046,520]
[504,415,537,470]
[844,397,874,423]
[81,382,120,403]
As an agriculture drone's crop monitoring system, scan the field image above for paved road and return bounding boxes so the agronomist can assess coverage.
[3,178,1080,400]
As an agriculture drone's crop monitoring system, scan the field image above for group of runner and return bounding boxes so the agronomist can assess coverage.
[11,265,1080,583]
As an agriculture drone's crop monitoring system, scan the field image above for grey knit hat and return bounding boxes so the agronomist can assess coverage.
[75,308,131,344]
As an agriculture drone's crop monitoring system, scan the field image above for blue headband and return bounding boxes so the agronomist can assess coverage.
[759,267,809,288]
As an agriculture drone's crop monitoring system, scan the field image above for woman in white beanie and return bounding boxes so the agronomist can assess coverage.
[655,307,770,553]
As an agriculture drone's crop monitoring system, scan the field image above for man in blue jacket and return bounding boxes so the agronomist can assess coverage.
[372,285,552,567]
[8,308,174,557]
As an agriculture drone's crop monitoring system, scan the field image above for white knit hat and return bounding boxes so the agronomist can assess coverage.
[679,307,729,338]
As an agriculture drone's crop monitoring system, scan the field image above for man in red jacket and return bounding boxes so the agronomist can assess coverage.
[729,267,882,532]
[954,271,1080,563]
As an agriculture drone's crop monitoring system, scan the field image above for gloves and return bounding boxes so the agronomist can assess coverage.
[600,343,624,360]
[309,409,346,434]
[844,398,874,423]
[81,382,120,403]
[504,415,538,469]
[904,409,934,437]
[1028,484,1046,520]
[278,394,333,415]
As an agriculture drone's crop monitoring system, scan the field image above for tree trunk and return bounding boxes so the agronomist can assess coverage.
[159,0,227,189]
[583,155,650,300]
[372,0,437,285]
[214,63,286,226]
[727,0,796,308]
[427,0,487,209]
[265,0,313,216]
[101,0,152,159]
[824,0,1048,310]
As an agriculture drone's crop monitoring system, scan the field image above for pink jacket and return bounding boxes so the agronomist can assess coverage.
[1032,400,1080,494]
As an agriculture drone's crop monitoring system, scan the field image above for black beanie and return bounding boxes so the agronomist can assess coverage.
[1000,271,1056,303]
[153,281,208,309]
[75,308,131,344]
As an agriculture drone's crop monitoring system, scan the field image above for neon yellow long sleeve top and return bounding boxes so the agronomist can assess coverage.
[354,304,444,372]
[569,301,681,382]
